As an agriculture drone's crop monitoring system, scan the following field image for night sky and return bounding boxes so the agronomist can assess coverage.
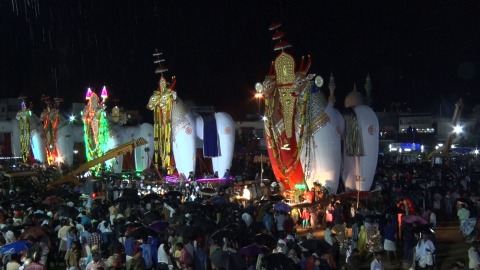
[1,0,479,120]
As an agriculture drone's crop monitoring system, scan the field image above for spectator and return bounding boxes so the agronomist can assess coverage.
[469,241,480,269]
[23,252,46,270]
[65,242,80,270]
[324,222,333,246]
[127,247,146,270]
[415,232,435,269]
[370,251,384,270]
[6,253,21,270]
[85,252,106,270]
[157,243,173,270]
[383,219,398,265]
[140,236,153,270]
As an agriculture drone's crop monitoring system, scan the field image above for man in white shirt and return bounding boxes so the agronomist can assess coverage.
[415,232,435,269]
[370,252,384,270]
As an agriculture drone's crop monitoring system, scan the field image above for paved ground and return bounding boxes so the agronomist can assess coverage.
[298,221,469,270]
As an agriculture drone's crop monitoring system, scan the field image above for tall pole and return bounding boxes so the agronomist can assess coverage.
[255,93,262,116]
[258,97,261,115]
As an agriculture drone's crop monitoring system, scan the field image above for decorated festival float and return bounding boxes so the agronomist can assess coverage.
[146,52,235,188]
[255,22,379,200]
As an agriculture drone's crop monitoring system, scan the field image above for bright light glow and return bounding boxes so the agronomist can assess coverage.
[475,149,479,155]
[389,144,392,149]
[262,116,267,121]
[404,148,412,152]
[101,86,108,99]
[55,156,63,163]
[453,125,463,133]
[69,115,76,122]
[421,145,424,152]
[254,93,262,99]
[435,146,439,150]
[73,149,79,154]
[399,148,402,153]
[86,88,93,100]
[243,187,251,200]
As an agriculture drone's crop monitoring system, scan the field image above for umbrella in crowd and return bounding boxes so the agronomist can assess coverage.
[363,214,385,224]
[130,227,159,239]
[11,197,38,210]
[238,244,270,258]
[183,202,202,213]
[253,233,277,250]
[143,210,162,224]
[0,240,33,255]
[28,212,50,221]
[223,223,243,233]
[299,239,332,253]
[1,225,24,239]
[211,196,227,206]
[56,205,79,219]
[19,226,47,240]
[210,250,244,270]
[141,193,163,203]
[125,222,145,229]
[42,196,64,206]
[150,220,169,233]
[260,253,298,270]
[402,215,429,225]
[199,187,218,196]
[165,191,182,198]
[273,202,292,212]
[179,225,204,239]
[211,229,236,243]
[43,188,79,201]
[191,217,218,234]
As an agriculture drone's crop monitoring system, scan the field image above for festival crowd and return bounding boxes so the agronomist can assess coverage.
[0,154,478,270]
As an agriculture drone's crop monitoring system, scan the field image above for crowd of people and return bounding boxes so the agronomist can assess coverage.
[0,153,478,270]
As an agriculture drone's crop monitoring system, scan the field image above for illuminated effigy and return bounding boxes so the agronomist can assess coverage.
[257,23,379,193]
[82,88,110,170]
[16,96,32,163]
[147,52,235,179]
[39,96,61,164]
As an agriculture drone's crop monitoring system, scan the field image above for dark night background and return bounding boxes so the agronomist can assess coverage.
[1,0,479,121]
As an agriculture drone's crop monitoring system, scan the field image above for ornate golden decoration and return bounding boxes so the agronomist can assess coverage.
[16,102,31,163]
[274,52,296,139]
